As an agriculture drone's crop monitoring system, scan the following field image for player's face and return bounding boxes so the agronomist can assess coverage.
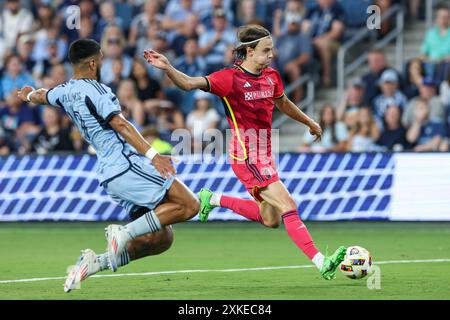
[249,38,274,70]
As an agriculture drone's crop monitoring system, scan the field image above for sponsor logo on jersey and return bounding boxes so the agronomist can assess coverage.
[244,89,274,101]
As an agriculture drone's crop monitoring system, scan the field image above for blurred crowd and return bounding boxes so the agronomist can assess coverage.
[0,0,449,156]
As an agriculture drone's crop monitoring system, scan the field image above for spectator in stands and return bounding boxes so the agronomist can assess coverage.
[198,8,236,74]
[141,125,173,154]
[32,10,67,64]
[298,103,348,152]
[372,69,407,128]
[347,107,381,152]
[420,5,450,68]
[186,90,220,149]
[336,78,366,121]
[60,0,99,45]
[406,98,447,152]
[272,0,306,38]
[100,25,133,85]
[16,34,37,75]
[48,64,69,87]
[135,21,161,60]
[128,0,163,48]
[113,0,134,36]
[404,58,425,100]
[108,58,124,93]
[32,2,54,35]
[149,101,185,144]
[130,58,164,109]
[0,54,35,102]
[78,16,95,41]
[94,1,124,41]
[235,0,265,27]
[33,38,65,80]
[116,79,145,130]
[0,0,34,53]
[302,0,345,87]
[147,32,177,82]
[163,0,196,37]
[174,37,207,115]
[376,105,409,151]
[0,90,41,153]
[274,11,312,103]
[362,49,403,105]
[31,106,74,155]
[402,78,445,129]
[170,14,200,57]
[198,0,235,31]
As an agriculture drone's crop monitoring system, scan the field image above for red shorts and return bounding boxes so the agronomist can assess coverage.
[230,157,279,202]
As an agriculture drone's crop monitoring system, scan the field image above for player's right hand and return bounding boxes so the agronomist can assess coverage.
[143,49,170,70]
[308,121,323,142]
[152,154,177,179]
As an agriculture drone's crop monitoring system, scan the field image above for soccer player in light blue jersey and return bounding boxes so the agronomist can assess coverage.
[17,39,200,293]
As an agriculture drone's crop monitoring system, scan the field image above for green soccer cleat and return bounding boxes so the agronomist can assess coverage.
[197,188,217,222]
[320,246,347,280]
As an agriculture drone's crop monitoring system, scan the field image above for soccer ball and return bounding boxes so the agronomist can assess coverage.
[339,246,372,279]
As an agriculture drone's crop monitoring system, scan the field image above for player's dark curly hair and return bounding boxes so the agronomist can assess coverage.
[233,25,271,60]
[68,39,101,65]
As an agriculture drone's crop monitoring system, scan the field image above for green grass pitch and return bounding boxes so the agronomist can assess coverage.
[0,221,449,300]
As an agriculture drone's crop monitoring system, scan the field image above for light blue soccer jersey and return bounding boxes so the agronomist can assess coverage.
[46,78,136,185]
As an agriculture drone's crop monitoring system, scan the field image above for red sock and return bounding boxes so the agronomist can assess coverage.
[282,210,319,260]
[220,195,264,225]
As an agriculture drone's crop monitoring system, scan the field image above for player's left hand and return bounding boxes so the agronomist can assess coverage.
[308,121,322,142]
[17,86,35,102]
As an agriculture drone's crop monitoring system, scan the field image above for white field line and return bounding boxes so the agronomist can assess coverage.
[0,258,449,284]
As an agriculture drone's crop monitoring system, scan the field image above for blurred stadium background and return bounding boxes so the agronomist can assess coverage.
[1,0,450,300]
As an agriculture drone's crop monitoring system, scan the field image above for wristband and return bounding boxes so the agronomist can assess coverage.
[26,90,35,102]
[145,147,158,160]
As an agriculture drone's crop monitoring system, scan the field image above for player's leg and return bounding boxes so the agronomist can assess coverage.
[198,160,280,228]
[106,176,199,271]
[64,225,174,293]
[258,181,346,280]
[198,188,280,228]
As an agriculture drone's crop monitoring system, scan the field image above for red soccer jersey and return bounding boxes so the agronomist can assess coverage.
[204,64,285,162]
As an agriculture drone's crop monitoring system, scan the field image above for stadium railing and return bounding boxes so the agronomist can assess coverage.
[336,4,405,102]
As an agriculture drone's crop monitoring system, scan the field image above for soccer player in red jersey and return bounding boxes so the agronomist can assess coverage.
[144,25,346,280]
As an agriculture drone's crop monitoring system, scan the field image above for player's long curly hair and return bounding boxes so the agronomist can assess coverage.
[233,25,271,61]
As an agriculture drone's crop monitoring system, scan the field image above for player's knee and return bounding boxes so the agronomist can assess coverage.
[277,197,297,214]
[158,226,174,252]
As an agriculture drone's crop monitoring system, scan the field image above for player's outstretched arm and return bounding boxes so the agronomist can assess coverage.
[17,86,49,105]
[274,94,322,142]
[143,49,207,91]
[109,113,176,178]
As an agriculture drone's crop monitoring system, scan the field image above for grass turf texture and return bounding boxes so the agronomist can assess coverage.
[0,221,449,300]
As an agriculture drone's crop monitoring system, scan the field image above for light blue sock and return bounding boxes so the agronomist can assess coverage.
[124,209,161,239]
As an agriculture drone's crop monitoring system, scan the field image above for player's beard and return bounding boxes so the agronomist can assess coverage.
[96,67,101,82]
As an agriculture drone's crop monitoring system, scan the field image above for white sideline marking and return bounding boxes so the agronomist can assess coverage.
[0,258,449,284]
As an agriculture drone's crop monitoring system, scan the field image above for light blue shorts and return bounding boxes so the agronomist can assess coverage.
[103,155,174,215]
